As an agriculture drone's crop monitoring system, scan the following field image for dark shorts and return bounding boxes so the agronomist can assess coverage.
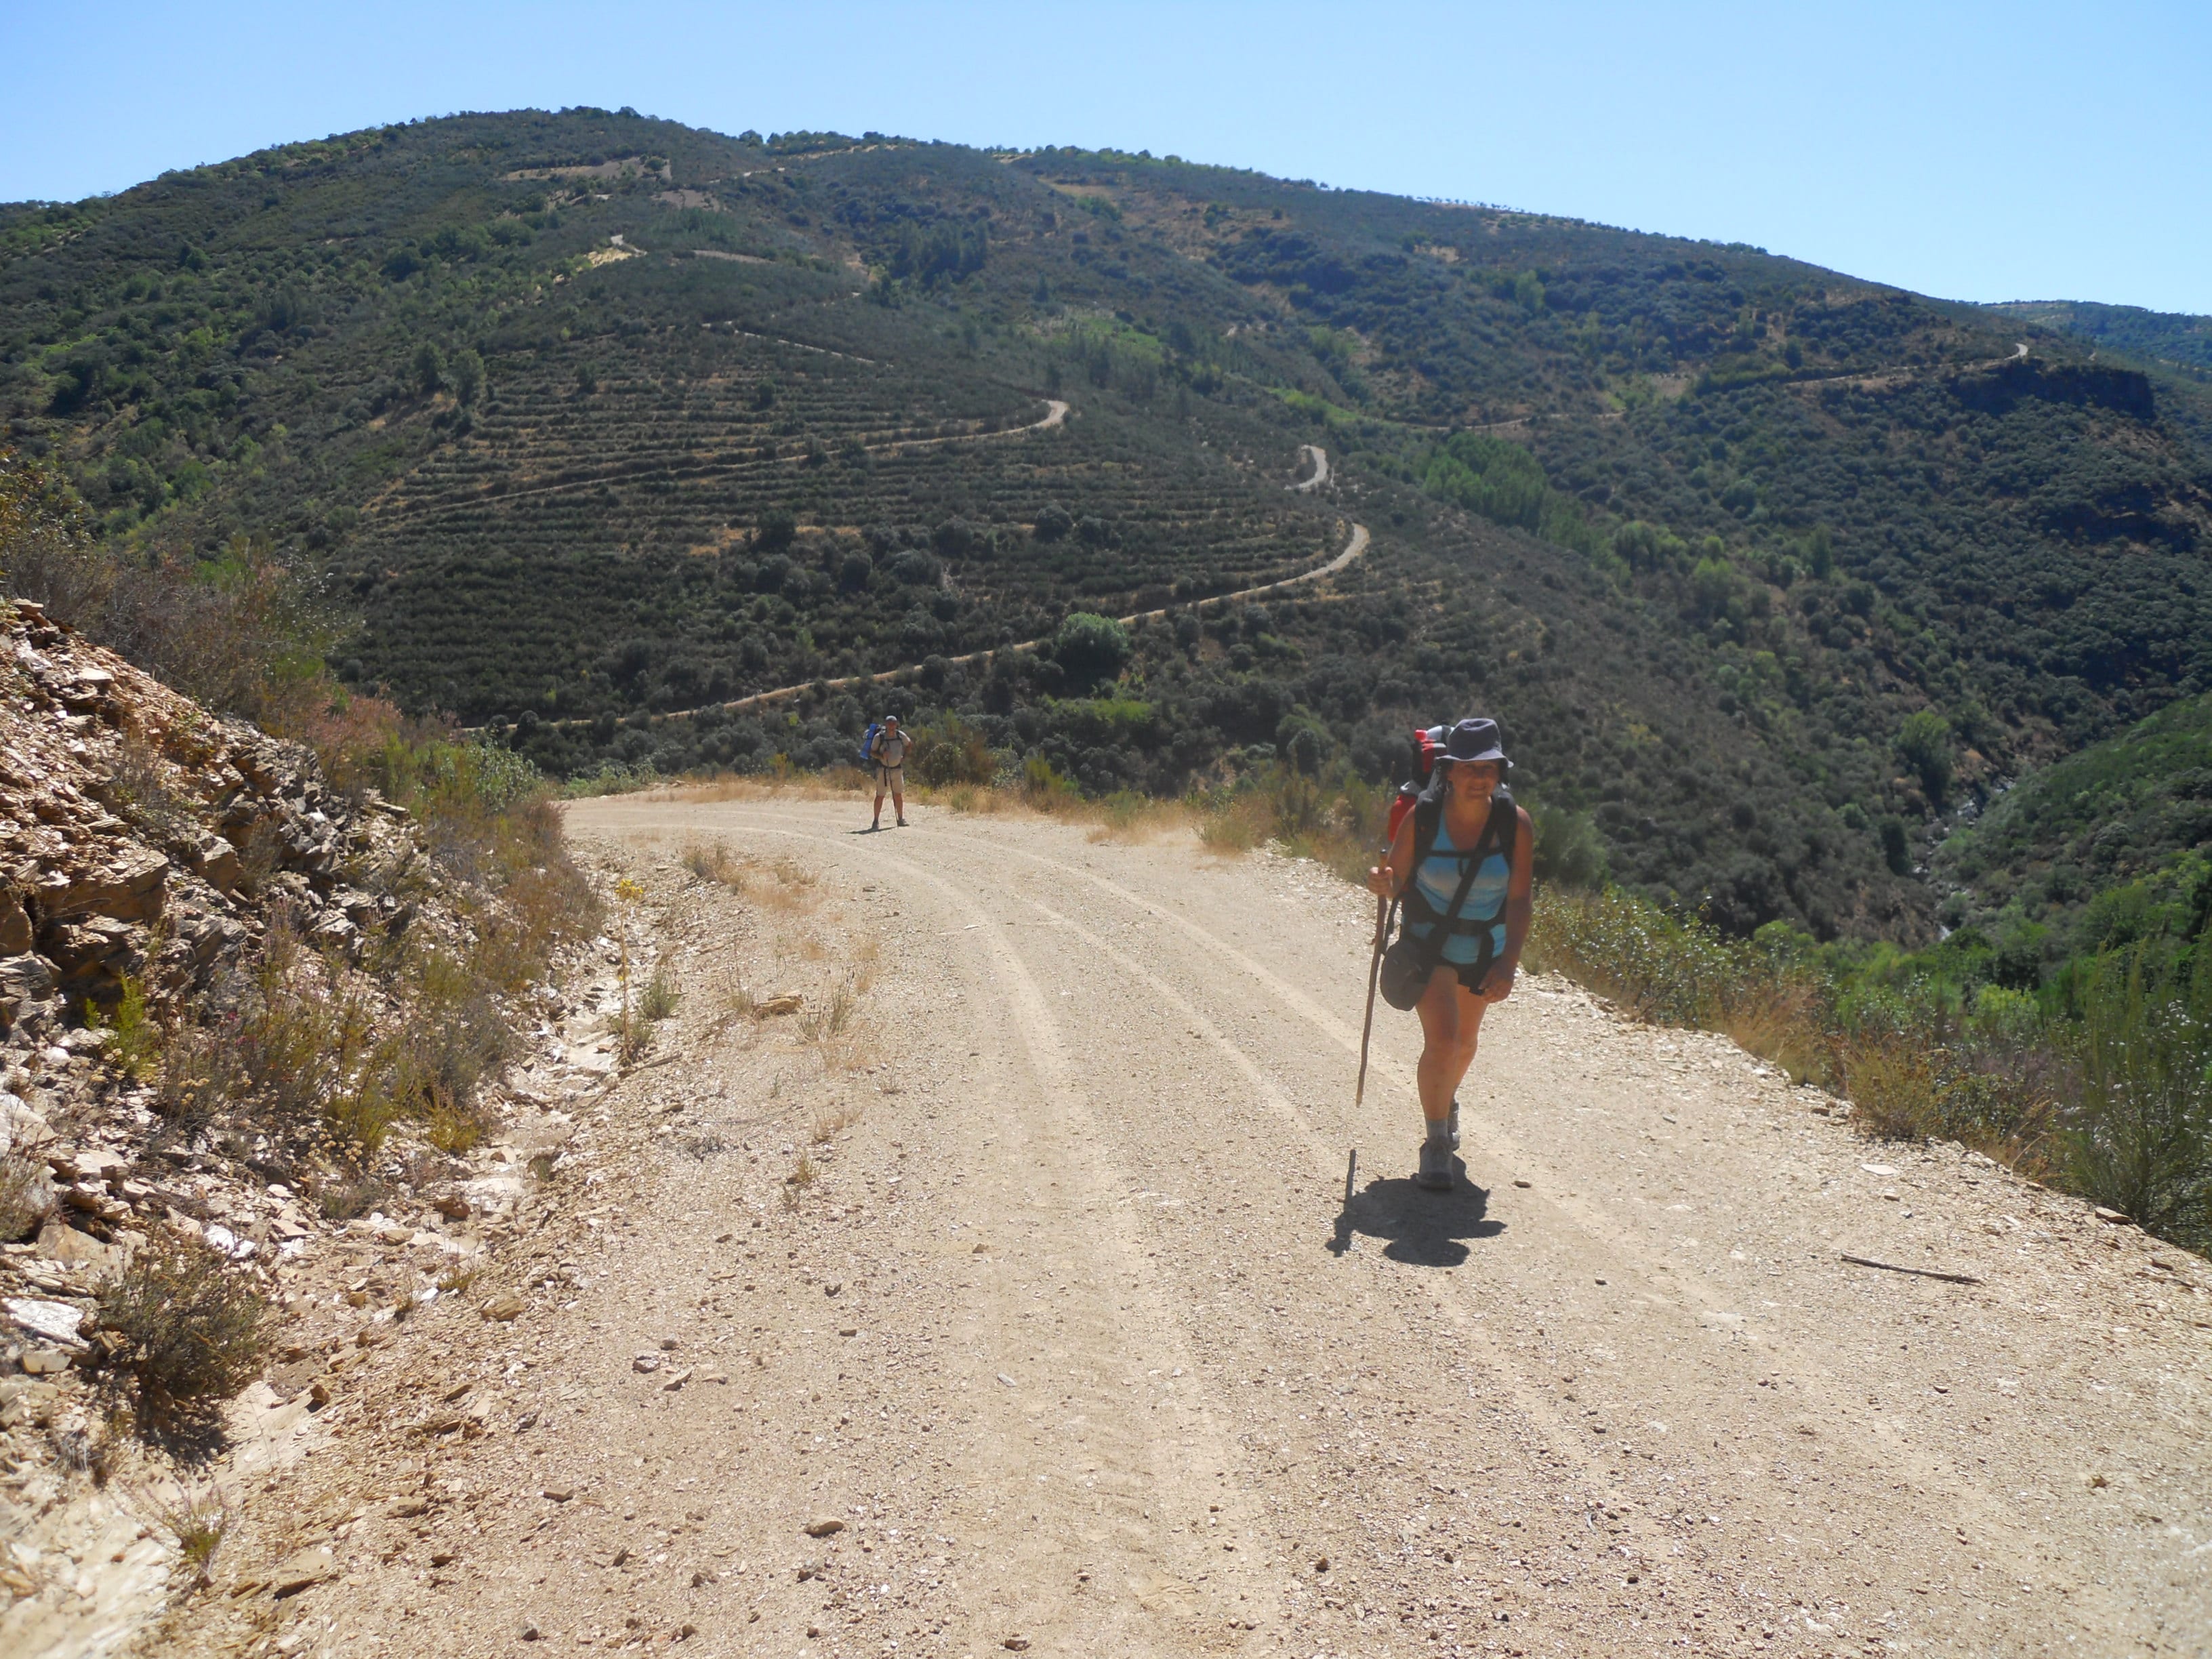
[1440,956,1493,996]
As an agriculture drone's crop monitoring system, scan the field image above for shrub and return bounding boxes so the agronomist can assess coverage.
[2061,944,2212,1248]
[1525,884,1804,1036]
[1530,802,1608,888]
[1051,611,1130,691]
[1021,752,1080,810]
[754,508,798,552]
[908,714,997,786]
[641,961,681,1022]
[89,970,161,1082]
[0,1155,52,1242]
[1,451,334,722]
[99,1234,273,1435]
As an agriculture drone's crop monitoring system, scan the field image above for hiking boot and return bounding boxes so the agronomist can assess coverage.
[1448,1098,1461,1151]
[1415,1136,1453,1191]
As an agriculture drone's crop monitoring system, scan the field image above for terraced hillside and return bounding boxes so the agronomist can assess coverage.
[7,107,2212,943]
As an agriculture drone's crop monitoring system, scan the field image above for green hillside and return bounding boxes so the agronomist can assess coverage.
[7,108,2212,946]
[1934,691,2212,969]
[1989,299,2212,379]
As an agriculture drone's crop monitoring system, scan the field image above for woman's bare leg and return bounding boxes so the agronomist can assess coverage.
[1414,968,1488,1125]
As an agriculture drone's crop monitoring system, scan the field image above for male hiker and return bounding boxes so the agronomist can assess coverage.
[867,714,909,830]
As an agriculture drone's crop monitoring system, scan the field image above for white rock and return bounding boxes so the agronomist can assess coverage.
[203,1222,257,1260]
[5,1297,83,1345]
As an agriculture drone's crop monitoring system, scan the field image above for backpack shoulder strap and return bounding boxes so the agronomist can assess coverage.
[1486,785,1518,865]
[1411,794,1441,859]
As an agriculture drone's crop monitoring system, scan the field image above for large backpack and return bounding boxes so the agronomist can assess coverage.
[1385,724,1450,847]
[859,722,883,767]
[1379,786,1517,1010]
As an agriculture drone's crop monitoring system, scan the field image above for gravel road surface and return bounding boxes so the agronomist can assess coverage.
[171,795,2211,1659]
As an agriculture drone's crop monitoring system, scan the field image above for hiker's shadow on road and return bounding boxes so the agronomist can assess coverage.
[1328,1166,1503,1267]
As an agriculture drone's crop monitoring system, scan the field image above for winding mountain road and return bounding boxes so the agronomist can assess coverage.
[511,516,1370,734]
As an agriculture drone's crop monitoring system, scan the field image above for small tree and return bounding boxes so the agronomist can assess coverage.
[1052,612,1130,692]
[1895,711,1952,807]
[1879,817,1911,875]
[754,508,798,552]
[1689,554,1739,623]
[451,348,485,407]
[413,342,445,396]
[1804,525,1835,581]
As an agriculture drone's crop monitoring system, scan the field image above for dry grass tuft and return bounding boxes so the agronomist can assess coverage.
[155,1484,232,1588]
[748,856,820,914]
[0,1155,53,1242]
[803,979,860,1042]
[681,838,744,888]
[640,960,681,1022]
[1085,792,1193,844]
[780,1151,816,1208]
[1196,796,1269,855]
[435,1263,483,1296]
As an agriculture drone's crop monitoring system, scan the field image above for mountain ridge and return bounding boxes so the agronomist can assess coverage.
[6,108,2212,945]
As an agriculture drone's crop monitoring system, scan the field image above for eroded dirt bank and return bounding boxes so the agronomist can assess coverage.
[161,794,2211,1659]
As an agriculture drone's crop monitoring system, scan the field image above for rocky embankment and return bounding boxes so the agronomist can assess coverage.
[0,598,596,1654]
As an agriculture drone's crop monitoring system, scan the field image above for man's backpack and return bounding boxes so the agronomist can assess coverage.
[859,722,882,767]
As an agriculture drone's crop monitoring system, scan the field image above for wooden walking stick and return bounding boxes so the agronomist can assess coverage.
[1355,895,1394,1109]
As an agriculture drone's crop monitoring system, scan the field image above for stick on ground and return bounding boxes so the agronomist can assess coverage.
[1839,1253,1984,1286]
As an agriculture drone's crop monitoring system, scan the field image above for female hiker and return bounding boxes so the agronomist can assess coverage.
[1366,718,1535,1191]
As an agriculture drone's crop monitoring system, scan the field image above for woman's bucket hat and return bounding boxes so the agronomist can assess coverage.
[1441,717,1506,765]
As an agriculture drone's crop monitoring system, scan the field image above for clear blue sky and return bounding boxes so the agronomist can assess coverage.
[7,1,2208,314]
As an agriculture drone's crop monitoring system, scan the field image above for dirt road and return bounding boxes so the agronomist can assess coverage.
[550,518,1370,737]
[184,798,2211,1659]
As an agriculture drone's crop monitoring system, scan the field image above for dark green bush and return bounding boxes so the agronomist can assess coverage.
[1052,611,1130,691]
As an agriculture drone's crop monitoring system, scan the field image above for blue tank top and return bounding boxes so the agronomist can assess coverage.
[1406,810,1511,966]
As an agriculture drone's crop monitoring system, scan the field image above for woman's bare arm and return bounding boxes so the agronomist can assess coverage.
[1366,813,1418,900]
[1485,804,1538,1000]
